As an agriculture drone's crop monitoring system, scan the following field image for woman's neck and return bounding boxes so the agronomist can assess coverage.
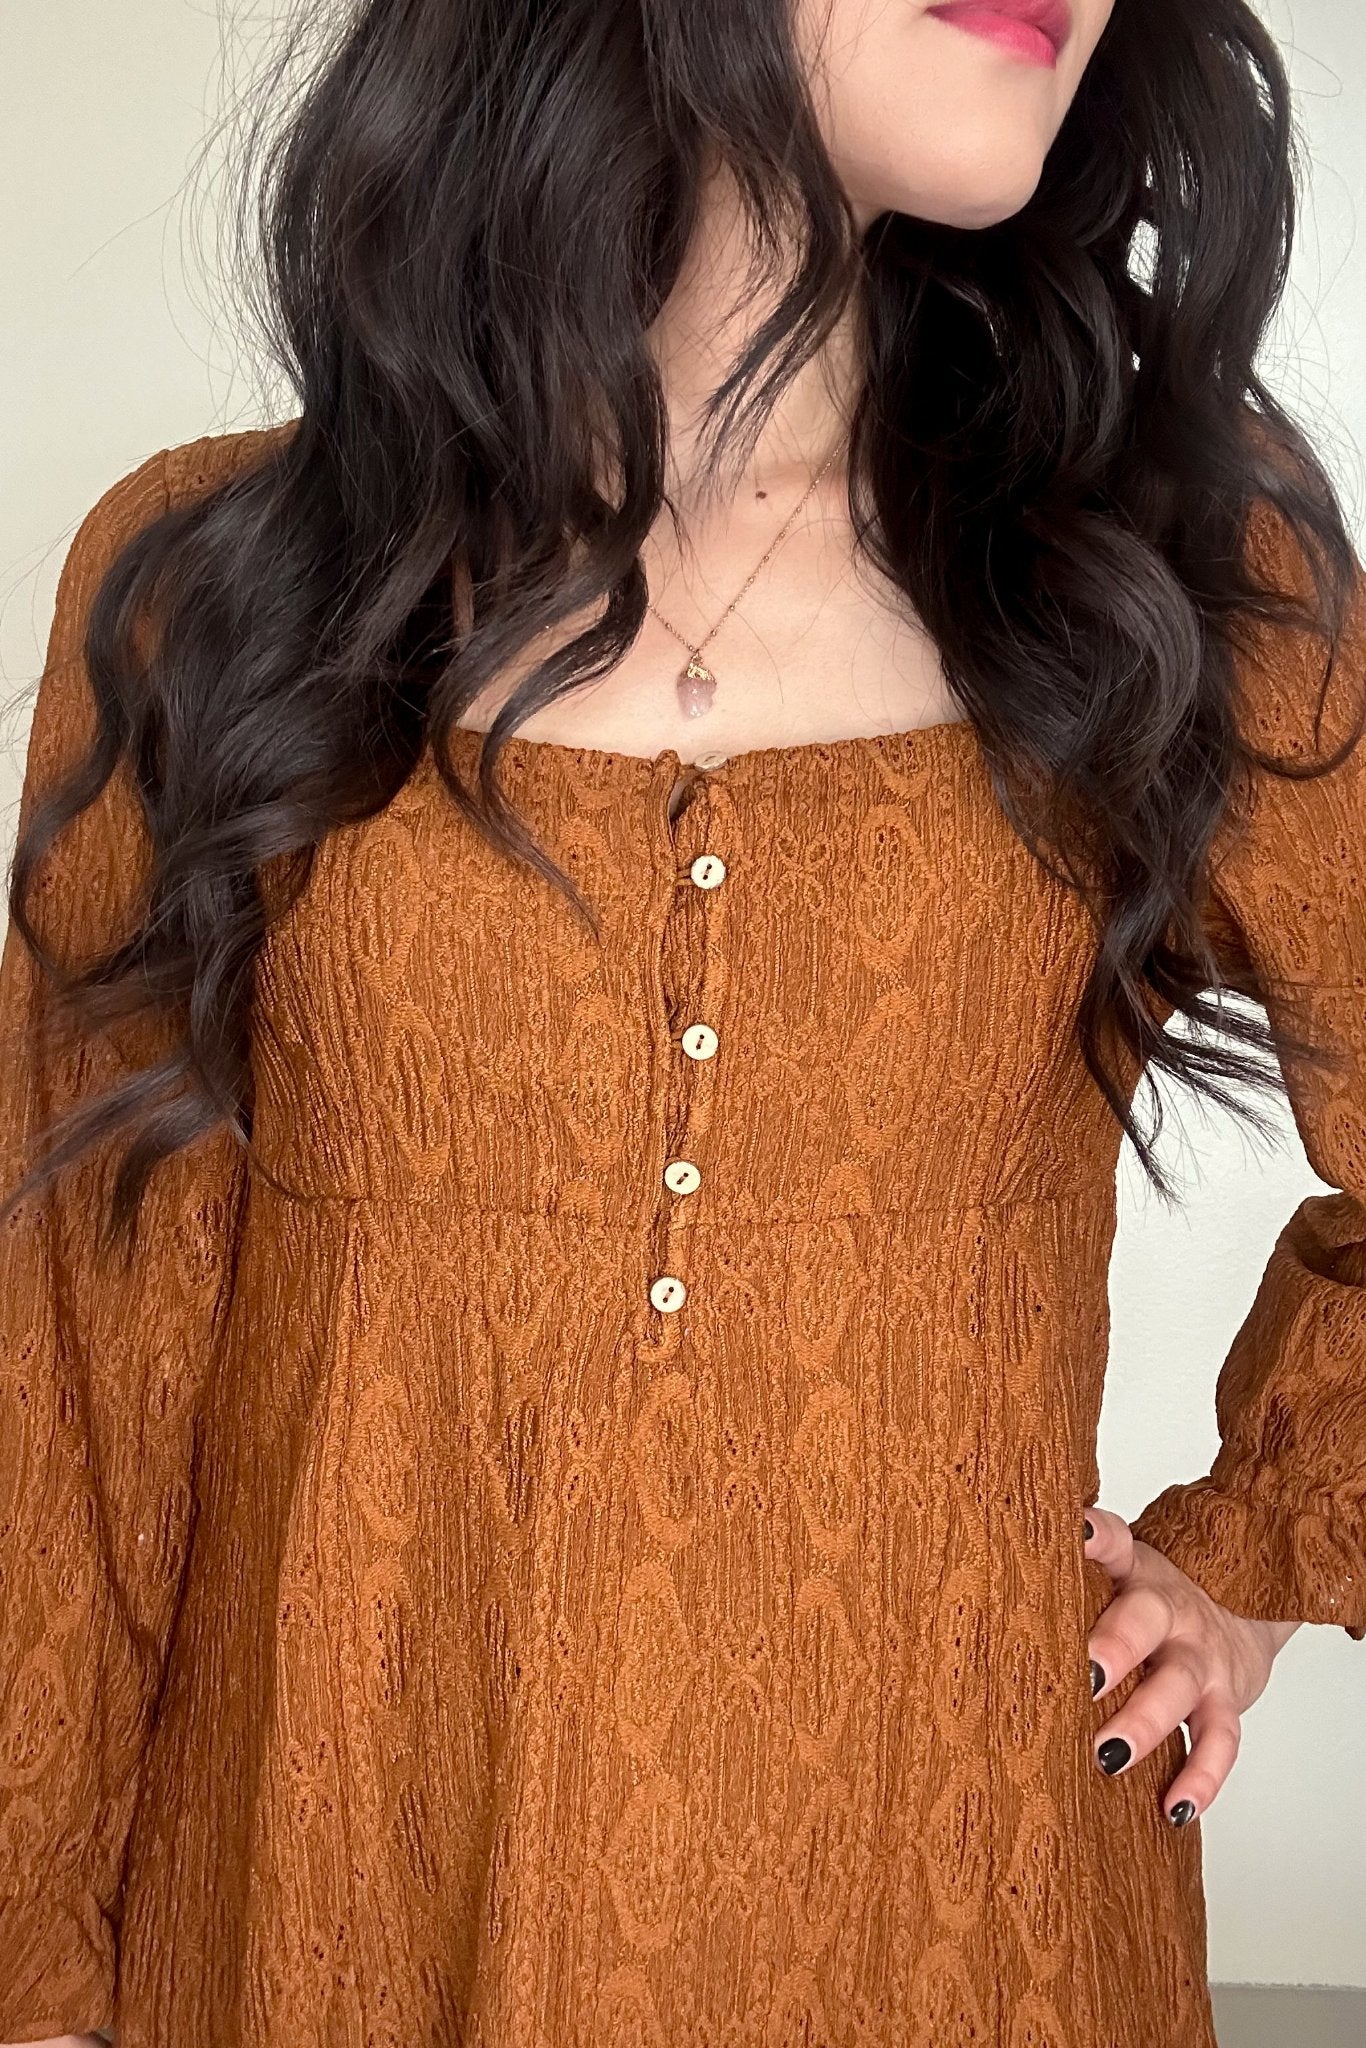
[645,156,863,509]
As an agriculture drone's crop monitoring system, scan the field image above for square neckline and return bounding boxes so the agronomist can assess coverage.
[446,714,979,782]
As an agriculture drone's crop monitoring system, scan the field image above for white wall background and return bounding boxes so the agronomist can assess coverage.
[2,0,1364,1991]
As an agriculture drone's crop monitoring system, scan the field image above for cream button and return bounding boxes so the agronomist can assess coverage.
[694,750,729,770]
[663,1159,701,1195]
[690,853,726,890]
[649,1274,687,1313]
[681,1022,718,1061]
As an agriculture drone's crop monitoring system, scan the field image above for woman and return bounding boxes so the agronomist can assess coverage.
[2,0,1364,2043]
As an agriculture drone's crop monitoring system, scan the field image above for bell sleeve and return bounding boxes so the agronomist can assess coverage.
[0,450,250,2036]
[1129,508,1366,1642]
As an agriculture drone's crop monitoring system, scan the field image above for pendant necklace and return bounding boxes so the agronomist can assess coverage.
[647,449,840,719]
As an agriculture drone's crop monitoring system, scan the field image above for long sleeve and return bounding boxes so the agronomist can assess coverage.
[1129,509,1366,1642]
[0,452,250,2035]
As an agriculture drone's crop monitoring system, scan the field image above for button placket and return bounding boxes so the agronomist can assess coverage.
[646,761,732,1319]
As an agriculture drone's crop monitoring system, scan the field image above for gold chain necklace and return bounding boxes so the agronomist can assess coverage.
[647,449,840,719]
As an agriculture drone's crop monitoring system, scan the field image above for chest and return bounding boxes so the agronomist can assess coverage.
[247,735,1123,1215]
[456,518,960,769]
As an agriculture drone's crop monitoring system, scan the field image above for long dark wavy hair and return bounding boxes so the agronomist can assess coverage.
[5,0,1363,1248]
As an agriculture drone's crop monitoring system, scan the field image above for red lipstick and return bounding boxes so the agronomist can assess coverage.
[927,0,1073,68]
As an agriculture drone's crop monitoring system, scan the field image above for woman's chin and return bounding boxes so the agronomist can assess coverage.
[825,32,1077,231]
[854,153,1048,232]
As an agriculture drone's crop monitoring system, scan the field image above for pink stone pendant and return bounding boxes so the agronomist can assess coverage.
[677,656,717,719]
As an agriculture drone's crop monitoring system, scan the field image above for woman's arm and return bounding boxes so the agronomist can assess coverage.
[0,454,250,2040]
[1129,500,1366,1637]
[1078,507,1366,1823]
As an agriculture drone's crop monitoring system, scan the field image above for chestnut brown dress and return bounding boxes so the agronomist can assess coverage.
[2,428,1364,2048]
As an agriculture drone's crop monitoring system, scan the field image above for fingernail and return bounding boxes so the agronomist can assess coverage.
[1090,1659,1105,1698]
[1083,1518,1094,1541]
[1097,1736,1131,1775]
[1168,1799,1196,1827]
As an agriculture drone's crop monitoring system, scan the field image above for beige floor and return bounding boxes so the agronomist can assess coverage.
[1211,1985,1366,2047]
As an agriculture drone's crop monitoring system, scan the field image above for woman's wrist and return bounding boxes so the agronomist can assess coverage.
[1248,1617,1302,1656]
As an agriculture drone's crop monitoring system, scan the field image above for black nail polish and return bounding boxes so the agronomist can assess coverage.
[1083,1518,1094,1540]
[1097,1736,1131,1775]
[1168,1799,1196,1827]
[1090,1659,1105,1697]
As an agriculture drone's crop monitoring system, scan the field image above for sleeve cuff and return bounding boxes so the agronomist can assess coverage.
[1130,1477,1366,1641]
[0,1888,116,2041]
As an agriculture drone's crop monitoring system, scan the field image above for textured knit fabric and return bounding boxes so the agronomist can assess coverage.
[2,427,1365,2048]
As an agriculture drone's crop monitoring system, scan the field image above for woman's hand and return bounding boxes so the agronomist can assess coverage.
[1084,1504,1300,1826]
[0,2034,109,2046]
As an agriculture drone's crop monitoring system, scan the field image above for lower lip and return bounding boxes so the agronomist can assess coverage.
[928,4,1061,67]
